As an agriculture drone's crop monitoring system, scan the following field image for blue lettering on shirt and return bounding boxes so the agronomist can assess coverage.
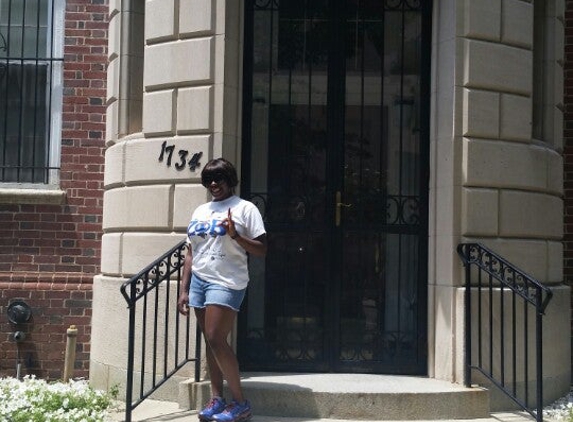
[188,219,227,238]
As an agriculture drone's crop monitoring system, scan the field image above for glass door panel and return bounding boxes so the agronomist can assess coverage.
[240,0,332,371]
[337,0,426,373]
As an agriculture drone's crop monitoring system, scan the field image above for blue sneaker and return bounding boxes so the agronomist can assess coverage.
[198,396,226,421]
[212,400,252,422]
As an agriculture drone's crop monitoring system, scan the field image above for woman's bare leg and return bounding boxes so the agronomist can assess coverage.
[196,305,244,403]
[194,308,224,398]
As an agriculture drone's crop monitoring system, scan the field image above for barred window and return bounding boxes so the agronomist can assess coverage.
[532,0,562,147]
[0,0,64,184]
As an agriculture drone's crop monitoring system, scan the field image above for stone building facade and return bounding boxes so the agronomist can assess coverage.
[91,0,570,408]
[563,0,573,369]
[0,0,569,409]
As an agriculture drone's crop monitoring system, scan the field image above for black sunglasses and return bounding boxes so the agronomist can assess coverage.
[202,173,226,186]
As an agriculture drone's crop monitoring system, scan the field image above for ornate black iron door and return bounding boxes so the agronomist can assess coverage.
[239,0,431,374]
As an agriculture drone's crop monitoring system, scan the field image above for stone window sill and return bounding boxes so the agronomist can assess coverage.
[0,188,66,205]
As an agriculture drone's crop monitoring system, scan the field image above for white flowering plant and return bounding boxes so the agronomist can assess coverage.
[544,388,573,422]
[0,376,118,422]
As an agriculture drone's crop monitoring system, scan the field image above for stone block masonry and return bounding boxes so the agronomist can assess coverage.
[0,0,108,380]
[564,0,573,371]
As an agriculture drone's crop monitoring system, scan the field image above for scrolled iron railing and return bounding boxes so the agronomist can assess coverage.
[457,242,553,422]
[120,239,202,422]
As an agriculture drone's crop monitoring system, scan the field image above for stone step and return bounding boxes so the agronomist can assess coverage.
[111,399,534,422]
[187,373,491,420]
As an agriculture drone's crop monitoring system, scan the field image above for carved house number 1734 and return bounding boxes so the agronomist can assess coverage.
[158,141,203,171]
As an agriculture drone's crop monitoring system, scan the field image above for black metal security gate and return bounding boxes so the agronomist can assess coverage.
[0,0,64,183]
[239,0,431,374]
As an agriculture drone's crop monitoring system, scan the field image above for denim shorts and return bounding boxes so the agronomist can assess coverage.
[189,273,246,312]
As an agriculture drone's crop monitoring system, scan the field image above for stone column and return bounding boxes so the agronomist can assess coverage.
[429,0,569,407]
[90,0,244,398]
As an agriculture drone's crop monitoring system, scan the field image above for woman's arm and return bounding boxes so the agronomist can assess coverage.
[232,233,267,257]
[177,249,193,315]
[223,207,268,257]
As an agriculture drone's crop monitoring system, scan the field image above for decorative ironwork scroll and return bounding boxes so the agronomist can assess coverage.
[457,242,553,422]
[458,243,553,312]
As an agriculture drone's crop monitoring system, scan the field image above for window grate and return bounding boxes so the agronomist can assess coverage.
[0,0,64,184]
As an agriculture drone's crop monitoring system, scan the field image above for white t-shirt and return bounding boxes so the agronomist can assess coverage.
[186,195,266,290]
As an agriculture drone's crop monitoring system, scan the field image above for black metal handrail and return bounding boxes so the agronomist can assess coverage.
[120,239,201,422]
[457,243,553,422]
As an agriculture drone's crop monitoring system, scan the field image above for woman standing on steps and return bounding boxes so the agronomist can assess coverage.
[177,157,267,422]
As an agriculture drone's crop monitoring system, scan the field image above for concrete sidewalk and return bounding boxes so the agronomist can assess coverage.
[110,399,537,422]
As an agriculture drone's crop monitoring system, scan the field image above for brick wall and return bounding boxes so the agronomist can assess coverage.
[565,0,573,370]
[0,0,108,380]
[0,278,93,380]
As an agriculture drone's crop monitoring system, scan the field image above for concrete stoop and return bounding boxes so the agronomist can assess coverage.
[182,373,491,421]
